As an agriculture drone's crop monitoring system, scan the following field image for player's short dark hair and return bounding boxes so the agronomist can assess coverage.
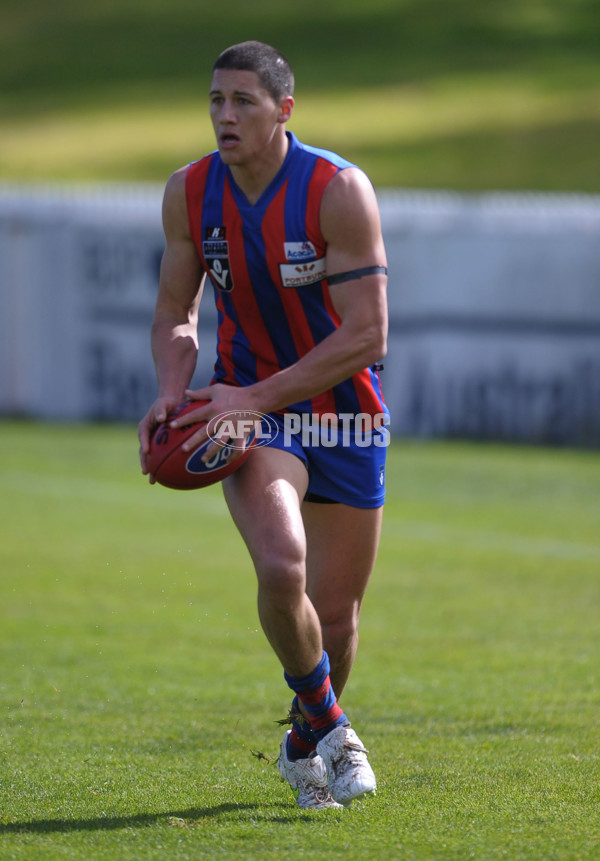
[212,41,295,101]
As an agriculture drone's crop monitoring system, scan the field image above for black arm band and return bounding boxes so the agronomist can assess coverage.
[326,265,388,286]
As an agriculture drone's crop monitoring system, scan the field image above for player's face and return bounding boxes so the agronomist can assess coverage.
[209,69,292,167]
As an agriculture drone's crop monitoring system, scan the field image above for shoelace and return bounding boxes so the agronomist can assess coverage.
[311,785,337,804]
[344,740,369,754]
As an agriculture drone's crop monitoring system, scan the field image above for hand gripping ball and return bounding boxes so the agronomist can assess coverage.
[147,400,255,490]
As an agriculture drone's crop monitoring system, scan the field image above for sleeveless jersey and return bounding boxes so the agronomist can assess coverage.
[185,132,386,418]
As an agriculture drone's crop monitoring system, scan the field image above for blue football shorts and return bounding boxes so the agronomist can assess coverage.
[256,411,390,509]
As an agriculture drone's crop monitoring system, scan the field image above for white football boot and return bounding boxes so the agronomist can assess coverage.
[278,731,343,809]
[316,725,377,805]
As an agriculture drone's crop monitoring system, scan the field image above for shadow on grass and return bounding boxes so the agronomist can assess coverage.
[0,802,305,834]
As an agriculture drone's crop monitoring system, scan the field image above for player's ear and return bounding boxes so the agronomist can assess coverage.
[277,96,294,124]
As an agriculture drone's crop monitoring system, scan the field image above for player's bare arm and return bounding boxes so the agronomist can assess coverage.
[138,167,205,468]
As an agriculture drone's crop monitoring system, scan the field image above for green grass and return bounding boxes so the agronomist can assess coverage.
[1,0,600,189]
[1,421,599,859]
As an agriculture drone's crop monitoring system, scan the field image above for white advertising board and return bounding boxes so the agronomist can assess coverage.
[1,185,599,445]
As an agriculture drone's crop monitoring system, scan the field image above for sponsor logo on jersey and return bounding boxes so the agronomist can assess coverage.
[284,241,317,262]
[279,258,327,288]
[205,226,226,239]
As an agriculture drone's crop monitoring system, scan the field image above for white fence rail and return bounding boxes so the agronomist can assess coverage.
[1,183,599,445]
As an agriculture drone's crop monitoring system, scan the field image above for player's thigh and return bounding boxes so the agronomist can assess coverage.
[302,501,383,622]
[222,445,310,571]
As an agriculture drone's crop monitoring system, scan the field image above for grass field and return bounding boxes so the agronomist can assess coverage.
[1,421,599,860]
[1,0,600,190]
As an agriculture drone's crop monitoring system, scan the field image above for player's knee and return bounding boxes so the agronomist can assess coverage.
[255,545,305,603]
[326,617,358,643]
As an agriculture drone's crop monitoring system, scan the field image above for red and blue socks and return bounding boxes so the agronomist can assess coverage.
[284,651,348,761]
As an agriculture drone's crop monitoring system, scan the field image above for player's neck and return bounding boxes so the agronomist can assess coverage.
[229,133,290,206]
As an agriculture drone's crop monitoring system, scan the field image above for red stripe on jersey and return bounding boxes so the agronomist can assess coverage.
[261,181,318,361]
[221,177,280,381]
[214,292,237,383]
[185,159,211,249]
[304,159,340,415]
[352,366,386,414]
[261,165,341,416]
[305,158,338,249]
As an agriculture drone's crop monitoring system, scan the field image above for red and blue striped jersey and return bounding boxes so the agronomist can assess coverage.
[185,132,386,418]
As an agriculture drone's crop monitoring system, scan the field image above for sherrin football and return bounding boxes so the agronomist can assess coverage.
[147,400,255,490]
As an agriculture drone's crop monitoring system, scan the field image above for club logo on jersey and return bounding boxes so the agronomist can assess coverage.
[284,241,317,262]
[203,226,234,292]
